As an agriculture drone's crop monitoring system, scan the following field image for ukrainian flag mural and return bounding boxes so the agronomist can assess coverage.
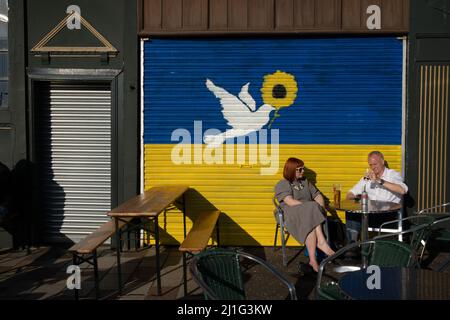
[143,38,404,246]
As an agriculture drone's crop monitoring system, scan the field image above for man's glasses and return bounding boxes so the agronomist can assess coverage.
[296,167,305,172]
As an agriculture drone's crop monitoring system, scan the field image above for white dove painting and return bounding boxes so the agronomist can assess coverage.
[204,71,299,147]
[204,79,275,148]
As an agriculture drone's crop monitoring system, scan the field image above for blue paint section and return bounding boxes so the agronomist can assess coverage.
[144,38,403,145]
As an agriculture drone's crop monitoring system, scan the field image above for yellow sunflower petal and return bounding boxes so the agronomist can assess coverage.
[261,70,298,109]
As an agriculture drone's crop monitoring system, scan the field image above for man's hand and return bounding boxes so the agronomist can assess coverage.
[346,192,356,200]
[368,170,380,183]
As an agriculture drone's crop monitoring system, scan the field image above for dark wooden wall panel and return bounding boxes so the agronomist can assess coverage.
[139,0,409,34]
[360,0,381,29]
[183,0,208,29]
[316,0,341,28]
[383,0,404,29]
[248,0,274,30]
[143,0,162,30]
[228,0,248,29]
[162,0,183,29]
[342,0,361,29]
[275,0,294,29]
[210,0,228,29]
[402,0,409,29]
[295,0,315,28]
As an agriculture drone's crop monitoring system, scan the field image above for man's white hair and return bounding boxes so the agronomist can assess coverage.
[368,151,384,160]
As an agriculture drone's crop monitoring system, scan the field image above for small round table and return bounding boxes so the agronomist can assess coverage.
[336,200,402,238]
[338,267,450,300]
[334,199,402,267]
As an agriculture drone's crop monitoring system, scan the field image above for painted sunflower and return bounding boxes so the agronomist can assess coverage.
[261,70,298,109]
[261,70,298,128]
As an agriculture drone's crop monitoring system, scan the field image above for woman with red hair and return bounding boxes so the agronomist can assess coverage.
[274,157,334,272]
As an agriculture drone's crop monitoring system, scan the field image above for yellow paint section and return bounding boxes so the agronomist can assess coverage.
[144,144,403,246]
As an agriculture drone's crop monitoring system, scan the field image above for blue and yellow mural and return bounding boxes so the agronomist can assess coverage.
[143,38,404,246]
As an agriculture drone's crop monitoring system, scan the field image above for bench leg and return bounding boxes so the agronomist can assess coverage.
[154,217,162,296]
[115,218,123,294]
[93,250,100,300]
[182,194,188,296]
[183,252,188,296]
[274,223,279,249]
[216,220,220,247]
[127,229,131,251]
[72,253,79,301]
[182,193,187,240]
[135,227,139,251]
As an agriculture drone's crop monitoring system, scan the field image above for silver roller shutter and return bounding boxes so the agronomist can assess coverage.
[35,82,112,243]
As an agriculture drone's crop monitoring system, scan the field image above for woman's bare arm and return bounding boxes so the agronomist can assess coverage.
[283,195,302,206]
[314,194,325,208]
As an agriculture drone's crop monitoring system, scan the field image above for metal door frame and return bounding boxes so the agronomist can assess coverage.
[27,68,122,243]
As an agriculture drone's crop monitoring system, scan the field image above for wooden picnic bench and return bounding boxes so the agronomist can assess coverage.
[179,209,221,296]
[68,217,132,300]
[70,185,220,298]
[108,185,189,296]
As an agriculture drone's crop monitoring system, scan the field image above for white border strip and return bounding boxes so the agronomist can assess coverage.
[140,39,145,194]
[401,36,408,178]
[139,39,146,247]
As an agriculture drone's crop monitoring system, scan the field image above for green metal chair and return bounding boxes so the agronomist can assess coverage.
[316,239,417,300]
[421,216,450,271]
[373,215,435,263]
[434,216,450,272]
[433,216,450,271]
[417,203,450,217]
[189,248,297,300]
[416,203,450,265]
[428,216,450,242]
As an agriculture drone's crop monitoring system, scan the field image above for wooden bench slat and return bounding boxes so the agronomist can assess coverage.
[108,186,189,217]
[179,210,220,253]
[69,218,132,254]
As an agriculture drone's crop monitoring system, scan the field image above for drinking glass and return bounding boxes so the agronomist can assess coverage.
[333,184,341,207]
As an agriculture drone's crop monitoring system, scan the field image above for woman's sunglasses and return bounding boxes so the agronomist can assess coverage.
[296,167,305,172]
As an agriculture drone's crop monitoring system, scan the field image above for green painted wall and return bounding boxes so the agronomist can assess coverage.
[5,0,139,245]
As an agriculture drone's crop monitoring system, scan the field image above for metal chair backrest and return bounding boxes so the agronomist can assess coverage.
[375,215,435,251]
[368,240,417,268]
[430,216,450,241]
[273,196,284,224]
[190,248,297,300]
[316,239,417,299]
[417,203,450,215]
[190,249,245,300]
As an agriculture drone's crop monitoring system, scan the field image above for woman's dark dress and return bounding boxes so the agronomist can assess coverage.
[274,178,326,244]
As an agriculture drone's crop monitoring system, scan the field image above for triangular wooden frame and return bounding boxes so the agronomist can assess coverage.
[31,11,118,56]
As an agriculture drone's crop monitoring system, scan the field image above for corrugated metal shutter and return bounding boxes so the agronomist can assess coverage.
[35,82,112,243]
[417,65,449,211]
[143,38,404,246]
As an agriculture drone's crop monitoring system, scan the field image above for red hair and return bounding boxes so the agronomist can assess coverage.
[283,157,304,182]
